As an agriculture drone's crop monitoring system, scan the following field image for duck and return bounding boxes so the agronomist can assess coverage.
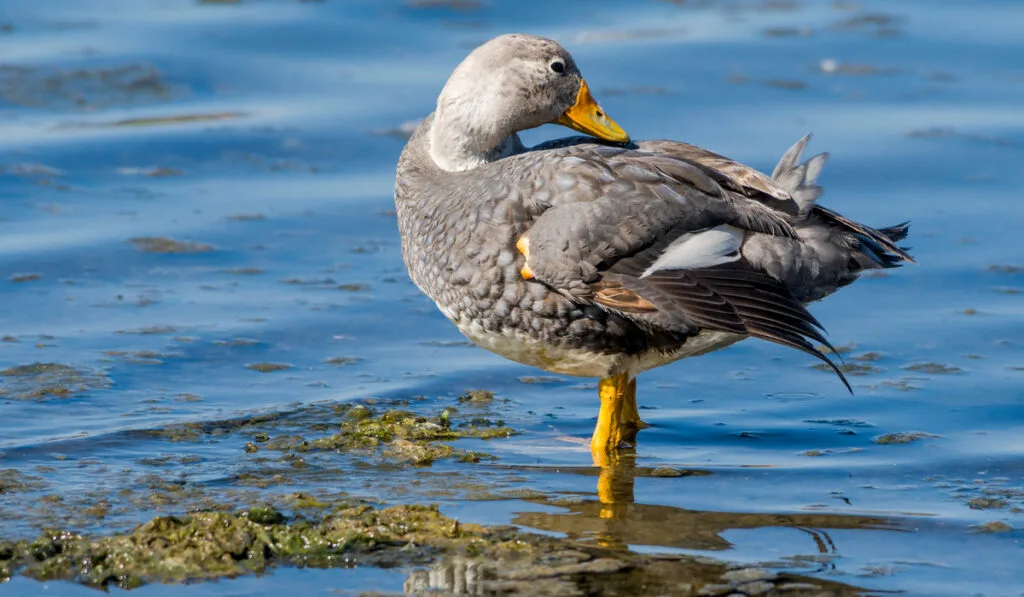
[394,34,913,465]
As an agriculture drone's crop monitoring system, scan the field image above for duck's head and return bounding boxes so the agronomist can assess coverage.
[429,34,629,172]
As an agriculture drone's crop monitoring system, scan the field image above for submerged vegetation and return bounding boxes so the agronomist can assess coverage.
[0,363,112,401]
[0,396,520,536]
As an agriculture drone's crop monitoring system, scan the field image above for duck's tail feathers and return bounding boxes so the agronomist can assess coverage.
[772,135,915,268]
[878,221,910,243]
[772,134,828,215]
[814,206,916,267]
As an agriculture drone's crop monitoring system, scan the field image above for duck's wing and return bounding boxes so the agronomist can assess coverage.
[534,136,805,216]
[642,135,914,293]
[637,139,802,216]
[519,145,850,390]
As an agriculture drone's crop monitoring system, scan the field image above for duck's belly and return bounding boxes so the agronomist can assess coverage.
[453,317,621,377]
[453,315,746,379]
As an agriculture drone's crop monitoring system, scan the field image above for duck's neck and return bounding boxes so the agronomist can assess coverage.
[428,109,524,173]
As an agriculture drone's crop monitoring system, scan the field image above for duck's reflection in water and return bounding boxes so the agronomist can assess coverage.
[517,453,892,554]
[402,549,864,597]
[405,557,483,596]
[402,457,887,596]
[401,553,866,597]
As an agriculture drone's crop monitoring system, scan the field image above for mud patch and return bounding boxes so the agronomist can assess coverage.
[246,363,292,372]
[0,63,172,110]
[225,267,263,275]
[812,362,881,376]
[968,497,1008,510]
[281,276,337,286]
[973,521,1013,533]
[64,111,244,129]
[761,79,807,90]
[906,128,1016,148]
[129,237,215,254]
[0,363,111,401]
[831,12,906,37]
[872,432,941,445]
[226,213,267,221]
[103,350,183,365]
[805,418,875,428]
[903,362,963,374]
[117,166,183,177]
[0,469,46,494]
[324,356,362,366]
[987,264,1023,274]
[459,389,495,404]
[116,325,180,335]
[519,376,565,384]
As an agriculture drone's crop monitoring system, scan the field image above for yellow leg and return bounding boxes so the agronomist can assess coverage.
[592,373,646,462]
[618,378,649,431]
[591,373,628,459]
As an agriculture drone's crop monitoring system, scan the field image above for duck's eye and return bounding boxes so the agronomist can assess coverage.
[549,60,565,74]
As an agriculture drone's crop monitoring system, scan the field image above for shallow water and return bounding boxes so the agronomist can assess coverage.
[0,0,1022,595]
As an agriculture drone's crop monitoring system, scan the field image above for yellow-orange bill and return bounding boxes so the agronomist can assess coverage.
[556,80,630,143]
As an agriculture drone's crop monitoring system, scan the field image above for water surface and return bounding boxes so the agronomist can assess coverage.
[1,0,1022,595]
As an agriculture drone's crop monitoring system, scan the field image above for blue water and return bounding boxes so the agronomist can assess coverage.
[1,1,1023,595]
[2,566,405,596]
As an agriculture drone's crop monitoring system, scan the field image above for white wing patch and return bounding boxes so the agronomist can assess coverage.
[641,224,744,277]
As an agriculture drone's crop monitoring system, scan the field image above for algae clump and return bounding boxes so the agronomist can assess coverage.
[294,407,514,466]
[0,504,481,588]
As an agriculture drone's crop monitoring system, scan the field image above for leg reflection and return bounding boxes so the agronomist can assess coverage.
[596,451,636,513]
[593,449,638,549]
